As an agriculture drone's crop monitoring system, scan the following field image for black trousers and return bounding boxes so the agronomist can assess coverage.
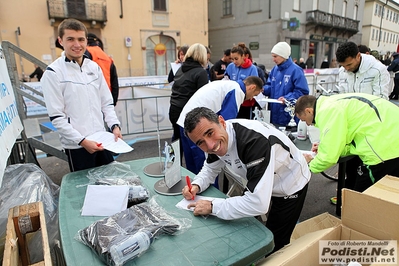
[344,155,363,190]
[389,79,399,99]
[266,183,309,253]
[355,157,399,192]
[65,148,114,172]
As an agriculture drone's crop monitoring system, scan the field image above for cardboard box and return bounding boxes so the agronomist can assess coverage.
[290,212,341,241]
[2,202,52,266]
[258,175,399,266]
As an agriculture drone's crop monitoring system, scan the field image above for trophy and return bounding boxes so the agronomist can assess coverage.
[283,98,297,128]
[143,129,175,177]
[162,141,175,173]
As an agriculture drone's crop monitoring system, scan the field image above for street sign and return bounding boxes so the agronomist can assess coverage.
[125,37,132,47]
[249,42,259,50]
[288,17,300,31]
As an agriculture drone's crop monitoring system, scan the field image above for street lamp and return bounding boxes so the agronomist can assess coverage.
[15,26,25,79]
[378,0,388,47]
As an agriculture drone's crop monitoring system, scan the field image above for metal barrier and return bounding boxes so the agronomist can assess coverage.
[304,71,340,96]
[2,40,173,163]
[305,70,395,97]
[114,85,172,140]
[2,41,61,164]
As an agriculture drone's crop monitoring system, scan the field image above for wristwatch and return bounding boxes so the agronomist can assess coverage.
[111,124,121,131]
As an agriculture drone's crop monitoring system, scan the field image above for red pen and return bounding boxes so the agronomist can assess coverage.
[96,143,102,147]
[186,175,194,200]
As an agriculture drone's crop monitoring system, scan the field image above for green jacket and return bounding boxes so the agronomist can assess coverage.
[310,93,399,173]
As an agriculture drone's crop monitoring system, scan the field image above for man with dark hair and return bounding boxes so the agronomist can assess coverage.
[295,93,399,192]
[336,41,390,99]
[41,18,122,172]
[357,44,370,54]
[177,76,264,174]
[85,33,119,106]
[211,49,232,81]
[336,42,391,196]
[182,107,310,253]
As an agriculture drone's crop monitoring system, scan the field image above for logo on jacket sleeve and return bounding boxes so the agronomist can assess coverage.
[246,157,265,168]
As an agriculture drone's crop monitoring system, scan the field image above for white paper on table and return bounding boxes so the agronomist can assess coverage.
[81,185,129,216]
[86,131,133,153]
[254,94,267,108]
[300,150,316,158]
[171,62,181,75]
[258,98,282,104]
[175,195,221,211]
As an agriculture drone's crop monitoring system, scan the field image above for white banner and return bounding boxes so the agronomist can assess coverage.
[21,82,47,116]
[118,75,170,89]
[0,44,23,186]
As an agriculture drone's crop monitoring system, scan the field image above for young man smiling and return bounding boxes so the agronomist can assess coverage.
[176,76,264,175]
[182,107,311,252]
[41,18,122,172]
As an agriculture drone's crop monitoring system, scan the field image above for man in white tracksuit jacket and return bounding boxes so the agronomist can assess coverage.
[182,107,311,253]
[41,19,121,172]
[337,41,390,99]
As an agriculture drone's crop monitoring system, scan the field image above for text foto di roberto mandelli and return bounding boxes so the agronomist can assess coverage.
[326,240,394,246]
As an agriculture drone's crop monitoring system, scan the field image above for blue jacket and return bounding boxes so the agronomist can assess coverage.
[225,62,258,82]
[263,57,309,125]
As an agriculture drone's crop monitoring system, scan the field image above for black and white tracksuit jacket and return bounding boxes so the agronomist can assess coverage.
[192,119,311,220]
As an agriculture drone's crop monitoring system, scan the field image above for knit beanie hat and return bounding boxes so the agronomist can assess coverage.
[271,42,291,59]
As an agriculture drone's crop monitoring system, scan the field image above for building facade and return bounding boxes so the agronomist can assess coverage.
[208,0,364,70]
[0,0,208,78]
[362,0,399,60]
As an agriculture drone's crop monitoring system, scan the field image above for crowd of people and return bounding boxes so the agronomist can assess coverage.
[172,40,399,254]
[39,18,399,255]
[173,40,311,253]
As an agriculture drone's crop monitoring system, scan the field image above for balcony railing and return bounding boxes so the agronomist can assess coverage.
[306,10,359,33]
[47,0,107,22]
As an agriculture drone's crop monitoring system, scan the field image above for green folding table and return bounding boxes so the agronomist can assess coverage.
[59,157,274,266]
